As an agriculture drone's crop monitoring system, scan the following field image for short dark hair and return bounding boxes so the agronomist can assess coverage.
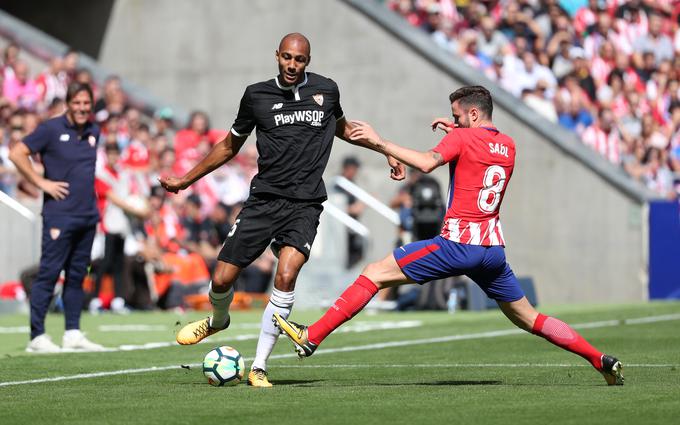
[66,82,93,103]
[598,107,613,119]
[669,101,680,115]
[342,156,360,168]
[105,142,120,153]
[449,86,493,119]
[186,193,202,207]
[186,110,211,134]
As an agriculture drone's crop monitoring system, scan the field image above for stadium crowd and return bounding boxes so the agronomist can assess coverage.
[0,43,274,312]
[386,0,680,198]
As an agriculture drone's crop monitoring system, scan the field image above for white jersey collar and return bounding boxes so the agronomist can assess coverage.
[274,73,308,101]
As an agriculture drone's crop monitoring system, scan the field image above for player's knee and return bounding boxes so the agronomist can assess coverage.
[273,269,297,291]
[212,269,236,290]
[361,262,390,289]
[498,298,537,332]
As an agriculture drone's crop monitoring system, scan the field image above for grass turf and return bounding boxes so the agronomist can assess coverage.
[1,302,679,425]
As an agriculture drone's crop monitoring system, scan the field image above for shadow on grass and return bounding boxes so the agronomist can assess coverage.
[373,380,503,386]
[272,379,326,386]
[274,380,503,387]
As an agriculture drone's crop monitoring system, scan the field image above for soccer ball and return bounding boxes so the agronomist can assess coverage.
[202,346,245,386]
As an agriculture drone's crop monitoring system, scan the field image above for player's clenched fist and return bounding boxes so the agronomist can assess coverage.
[387,155,406,181]
[158,176,188,194]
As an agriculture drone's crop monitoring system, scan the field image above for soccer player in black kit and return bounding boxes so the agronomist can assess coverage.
[160,33,405,387]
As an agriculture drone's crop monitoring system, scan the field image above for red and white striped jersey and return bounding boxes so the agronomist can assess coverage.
[616,12,648,51]
[432,127,515,247]
[121,139,150,169]
[581,125,621,164]
[590,56,614,88]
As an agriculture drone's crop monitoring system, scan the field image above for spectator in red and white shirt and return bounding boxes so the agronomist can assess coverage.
[615,1,647,53]
[574,0,600,36]
[583,12,627,60]
[35,57,67,109]
[122,123,152,171]
[93,142,150,311]
[582,108,622,164]
[173,111,226,175]
[591,41,616,89]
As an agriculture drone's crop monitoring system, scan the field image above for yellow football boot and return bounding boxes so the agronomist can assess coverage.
[272,312,317,357]
[176,317,229,345]
[247,368,273,388]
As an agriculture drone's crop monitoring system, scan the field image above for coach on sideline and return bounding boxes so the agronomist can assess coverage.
[10,82,105,353]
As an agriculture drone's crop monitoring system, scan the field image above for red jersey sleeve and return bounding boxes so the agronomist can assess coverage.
[94,177,112,199]
[432,131,464,163]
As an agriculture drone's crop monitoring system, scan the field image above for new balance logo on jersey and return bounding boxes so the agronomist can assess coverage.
[272,103,283,110]
[274,110,324,127]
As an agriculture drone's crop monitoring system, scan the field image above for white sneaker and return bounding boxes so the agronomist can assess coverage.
[89,298,102,315]
[110,297,130,315]
[62,329,106,351]
[26,334,61,353]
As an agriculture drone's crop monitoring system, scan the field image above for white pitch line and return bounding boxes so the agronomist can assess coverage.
[0,326,29,334]
[21,320,425,354]
[1,312,679,387]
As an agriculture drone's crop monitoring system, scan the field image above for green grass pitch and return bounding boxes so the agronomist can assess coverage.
[1,302,679,425]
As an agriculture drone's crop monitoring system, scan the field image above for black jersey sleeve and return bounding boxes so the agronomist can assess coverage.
[332,79,344,120]
[231,86,256,137]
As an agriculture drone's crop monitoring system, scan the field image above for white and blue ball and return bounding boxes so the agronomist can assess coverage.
[202,346,245,386]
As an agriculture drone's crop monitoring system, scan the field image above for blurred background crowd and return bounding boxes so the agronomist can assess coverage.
[387,0,680,198]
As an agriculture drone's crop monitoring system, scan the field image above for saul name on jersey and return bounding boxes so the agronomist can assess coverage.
[489,142,509,157]
[274,110,325,127]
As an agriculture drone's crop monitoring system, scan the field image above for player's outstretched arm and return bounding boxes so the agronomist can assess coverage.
[349,121,445,174]
[335,117,405,180]
[159,132,247,193]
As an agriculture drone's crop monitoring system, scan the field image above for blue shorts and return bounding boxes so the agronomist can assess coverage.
[392,236,524,302]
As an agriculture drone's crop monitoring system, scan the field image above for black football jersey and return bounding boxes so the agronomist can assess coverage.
[230,72,344,200]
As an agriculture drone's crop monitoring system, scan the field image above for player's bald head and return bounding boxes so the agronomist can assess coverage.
[278,33,311,57]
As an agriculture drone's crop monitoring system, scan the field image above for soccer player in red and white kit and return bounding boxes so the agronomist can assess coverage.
[274,86,624,385]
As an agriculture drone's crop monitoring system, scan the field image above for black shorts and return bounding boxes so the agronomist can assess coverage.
[218,194,324,268]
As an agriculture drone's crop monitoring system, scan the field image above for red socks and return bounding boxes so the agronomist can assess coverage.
[532,313,603,369]
[307,275,379,345]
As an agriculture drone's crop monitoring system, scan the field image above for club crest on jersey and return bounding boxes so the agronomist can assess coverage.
[313,94,324,106]
[88,135,96,147]
[50,228,61,240]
